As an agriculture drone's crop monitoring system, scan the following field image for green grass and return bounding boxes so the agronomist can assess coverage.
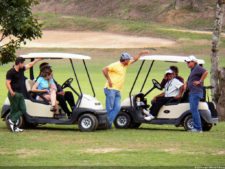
[0,47,225,167]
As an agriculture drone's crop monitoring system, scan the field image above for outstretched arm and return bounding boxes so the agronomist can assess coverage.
[25,58,43,70]
[130,50,150,64]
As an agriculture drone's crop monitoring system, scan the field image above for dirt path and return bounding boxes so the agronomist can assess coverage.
[23,30,176,49]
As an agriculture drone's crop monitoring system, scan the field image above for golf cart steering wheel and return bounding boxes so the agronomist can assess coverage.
[152,79,162,90]
[62,78,73,89]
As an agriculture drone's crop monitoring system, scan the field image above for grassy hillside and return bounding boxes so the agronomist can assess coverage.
[33,0,223,31]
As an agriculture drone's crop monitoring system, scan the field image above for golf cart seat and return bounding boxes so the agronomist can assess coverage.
[25,79,49,105]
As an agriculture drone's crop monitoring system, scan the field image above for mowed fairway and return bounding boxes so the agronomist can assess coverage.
[0,47,225,167]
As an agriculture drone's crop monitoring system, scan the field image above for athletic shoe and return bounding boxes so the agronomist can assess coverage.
[14,127,24,132]
[8,119,15,132]
[144,114,155,121]
[143,109,150,116]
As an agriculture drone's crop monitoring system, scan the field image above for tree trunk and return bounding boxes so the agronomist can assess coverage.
[211,0,224,103]
[217,68,225,120]
[211,0,225,120]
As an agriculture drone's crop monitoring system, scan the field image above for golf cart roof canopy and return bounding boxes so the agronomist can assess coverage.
[140,55,205,64]
[20,53,91,60]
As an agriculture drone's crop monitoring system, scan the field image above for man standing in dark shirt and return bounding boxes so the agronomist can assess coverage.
[185,55,208,133]
[6,57,42,132]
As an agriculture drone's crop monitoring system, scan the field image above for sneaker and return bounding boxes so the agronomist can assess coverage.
[14,127,24,132]
[8,119,15,132]
[144,114,155,121]
[143,109,150,116]
[188,129,203,133]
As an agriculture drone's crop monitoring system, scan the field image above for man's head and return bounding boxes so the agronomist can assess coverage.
[120,52,132,66]
[185,55,198,69]
[165,69,174,80]
[15,57,25,69]
[170,66,179,76]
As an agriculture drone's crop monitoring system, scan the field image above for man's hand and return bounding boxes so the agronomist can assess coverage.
[193,81,201,86]
[10,91,15,97]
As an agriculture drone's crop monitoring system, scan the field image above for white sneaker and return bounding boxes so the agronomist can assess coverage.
[8,119,15,132]
[14,127,24,132]
[144,114,155,121]
[143,109,150,116]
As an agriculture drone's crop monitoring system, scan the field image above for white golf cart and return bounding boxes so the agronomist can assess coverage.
[114,55,218,131]
[1,53,108,132]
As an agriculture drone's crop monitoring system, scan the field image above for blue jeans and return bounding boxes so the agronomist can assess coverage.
[189,93,203,131]
[104,88,121,126]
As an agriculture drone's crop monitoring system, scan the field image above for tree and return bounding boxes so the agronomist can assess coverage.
[0,0,42,64]
[211,0,225,120]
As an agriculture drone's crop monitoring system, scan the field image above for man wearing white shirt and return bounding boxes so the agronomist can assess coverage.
[144,69,184,121]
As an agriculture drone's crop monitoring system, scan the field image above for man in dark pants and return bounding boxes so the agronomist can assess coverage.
[185,55,208,133]
[144,69,184,120]
[6,57,42,132]
[39,63,75,117]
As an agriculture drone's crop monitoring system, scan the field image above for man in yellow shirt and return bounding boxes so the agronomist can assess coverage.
[102,50,149,128]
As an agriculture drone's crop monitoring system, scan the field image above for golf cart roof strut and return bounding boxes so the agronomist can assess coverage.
[129,60,145,97]
[70,59,82,95]
[83,60,96,97]
[140,60,155,93]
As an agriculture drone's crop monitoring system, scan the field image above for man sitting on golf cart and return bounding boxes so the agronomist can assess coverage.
[144,69,184,121]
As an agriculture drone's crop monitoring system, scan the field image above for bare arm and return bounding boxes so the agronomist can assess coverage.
[175,85,184,99]
[130,50,150,64]
[6,80,15,96]
[25,58,42,70]
[102,67,112,88]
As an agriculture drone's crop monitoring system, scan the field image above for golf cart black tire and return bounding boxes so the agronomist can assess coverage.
[183,115,193,131]
[202,121,213,131]
[129,122,141,129]
[78,114,97,132]
[114,112,131,129]
[5,113,26,129]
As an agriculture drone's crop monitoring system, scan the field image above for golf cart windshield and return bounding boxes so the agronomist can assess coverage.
[20,52,95,97]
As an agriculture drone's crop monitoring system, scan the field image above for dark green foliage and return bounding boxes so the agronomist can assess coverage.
[0,0,42,64]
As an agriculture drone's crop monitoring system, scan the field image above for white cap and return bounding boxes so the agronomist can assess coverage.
[165,69,173,74]
[185,55,198,63]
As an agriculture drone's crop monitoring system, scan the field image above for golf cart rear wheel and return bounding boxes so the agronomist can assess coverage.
[78,114,97,132]
[114,112,131,129]
[202,121,212,131]
[183,115,194,131]
[5,113,25,129]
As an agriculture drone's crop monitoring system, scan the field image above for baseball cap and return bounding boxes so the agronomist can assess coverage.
[165,69,173,74]
[185,55,198,63]
[120,52,132,61]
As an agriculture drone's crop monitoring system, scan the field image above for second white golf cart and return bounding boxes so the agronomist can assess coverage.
[1,53,108,132]
[114,55,218,131]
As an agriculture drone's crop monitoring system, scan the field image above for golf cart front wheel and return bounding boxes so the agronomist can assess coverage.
[78,114,98,132]
[114,112,131,129]
[5,113,26,129]
[183,115,194,131]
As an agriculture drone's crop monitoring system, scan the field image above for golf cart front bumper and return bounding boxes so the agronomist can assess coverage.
[211,117,219,125]
[95,109,108,126]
